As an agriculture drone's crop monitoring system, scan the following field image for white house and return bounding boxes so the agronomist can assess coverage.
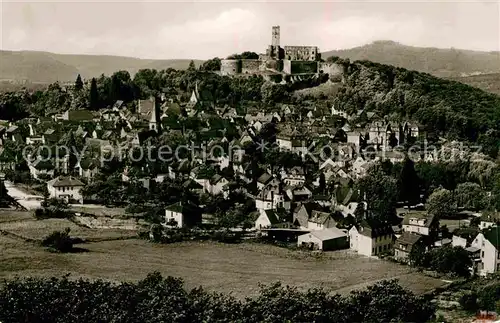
[206,174,229,195]
[47,176,84,204]
[402,212,438,237]
[480,213,499,230]
[255,209,281,229]
[164,202,201,228]
[76,158,99,181]
[471,227,500,276]
[307,210,337,231]
[276,135,293,151]
[281,166,306,186]
[255,185,290,212]
[349,221,394,257]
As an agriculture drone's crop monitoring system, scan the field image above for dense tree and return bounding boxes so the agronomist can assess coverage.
[426,188,457,218]
[188,60,197,72]
[399,156,420,207]
[0,273,436,323]
[74,74,83,91]
[227,51,259,60]
[455,182,486,210]
[89,77,99,110]
[199,57,221,71]
[356,164,399,222]
[0,180,12,207]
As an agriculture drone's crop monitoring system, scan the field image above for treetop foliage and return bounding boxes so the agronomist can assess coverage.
[0,273,435,323]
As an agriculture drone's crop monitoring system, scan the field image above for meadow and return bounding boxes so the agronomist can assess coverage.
[0,210,447,298]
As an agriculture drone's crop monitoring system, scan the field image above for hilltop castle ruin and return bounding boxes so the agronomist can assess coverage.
[220,26,344,80]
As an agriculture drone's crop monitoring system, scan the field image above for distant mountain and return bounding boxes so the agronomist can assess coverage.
[322,41,500,78]
[0,50,203,84]
[3,41,499,84]
[448,73,500,95]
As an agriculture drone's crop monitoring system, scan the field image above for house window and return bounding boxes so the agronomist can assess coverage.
[482,251,485,258]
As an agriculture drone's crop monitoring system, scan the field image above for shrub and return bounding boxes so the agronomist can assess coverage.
[41,228,73,252]
[0,274,436,323]
[459,291,478,312]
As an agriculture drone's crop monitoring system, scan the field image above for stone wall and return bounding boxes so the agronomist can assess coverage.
[220,59,241,75]
[283,60,318,74]
[284,46,319,61]
[241,59,262,74]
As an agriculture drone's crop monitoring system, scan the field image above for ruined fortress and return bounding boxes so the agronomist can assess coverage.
[220,26,344,81]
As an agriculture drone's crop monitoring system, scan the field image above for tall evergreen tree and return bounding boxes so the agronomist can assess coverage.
[89,78,99,110]
[188,60,196,72]
[109,74,120,103]
[75,74,83,91]
[399,156,420,207]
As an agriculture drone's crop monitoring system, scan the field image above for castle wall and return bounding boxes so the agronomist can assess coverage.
[284,46,319,61]
[283,60,318,74]
[241,59,262,74]
[221,59,241,75]
[319,62,344,82]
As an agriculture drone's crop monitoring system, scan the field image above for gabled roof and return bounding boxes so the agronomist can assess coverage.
[257,172,273,184]
[396,231,422,246]
[309,210,334,225]
[358,219,393,238]
[307,227,347,241]
[402,212,436,228]
[6,125,18,133]
[165,201,198,214]
[47,176,84,187]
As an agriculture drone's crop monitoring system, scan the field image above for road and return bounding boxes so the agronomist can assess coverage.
[4,181,43,210]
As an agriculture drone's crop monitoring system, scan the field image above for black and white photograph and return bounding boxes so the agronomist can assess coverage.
[0,0,499,322]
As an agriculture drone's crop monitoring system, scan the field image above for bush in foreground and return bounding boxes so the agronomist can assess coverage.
[41,228,73,252]
[0,273,435,323]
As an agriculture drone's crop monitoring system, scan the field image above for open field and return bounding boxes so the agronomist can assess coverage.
[0,215,448,298]
[1,218,138,242]
[0,210,138,242]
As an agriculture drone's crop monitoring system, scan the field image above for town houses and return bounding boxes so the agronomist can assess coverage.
[0,70,498,280]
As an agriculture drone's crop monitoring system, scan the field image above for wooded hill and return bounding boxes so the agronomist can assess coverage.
[2,41,499,84]
[322,41,500,78]
[0,50,203,84]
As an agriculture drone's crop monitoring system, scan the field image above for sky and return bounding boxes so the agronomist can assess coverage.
[1,0,499,60]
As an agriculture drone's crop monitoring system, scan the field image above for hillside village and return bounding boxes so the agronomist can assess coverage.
[0,51,500,284]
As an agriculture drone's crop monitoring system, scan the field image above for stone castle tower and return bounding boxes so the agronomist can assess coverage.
[272,26,280,47]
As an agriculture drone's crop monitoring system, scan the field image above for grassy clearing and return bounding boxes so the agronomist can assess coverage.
[0,213,138,242]
[0,235,446,298]
[0,210,447,297]
[0,209,33,223]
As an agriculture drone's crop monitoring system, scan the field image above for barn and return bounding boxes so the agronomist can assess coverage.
[297,227,348,251]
